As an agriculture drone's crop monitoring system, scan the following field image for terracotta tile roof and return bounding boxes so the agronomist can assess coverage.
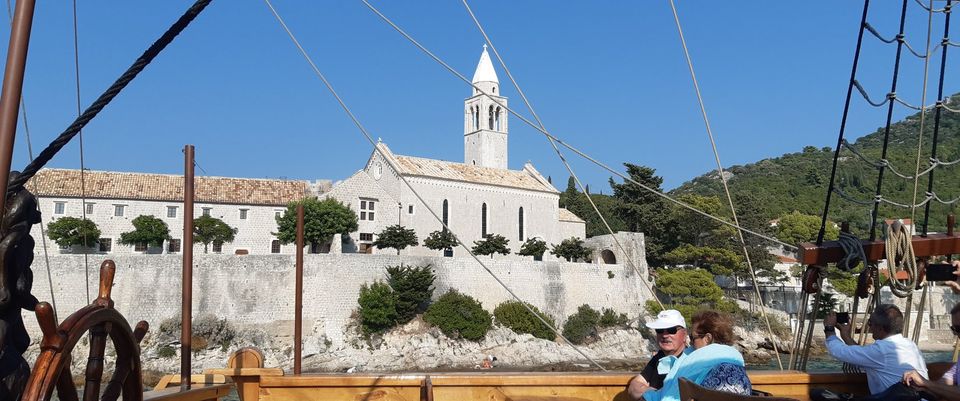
[558,208,584,223]
[26,169,310,206]
[393,155,557,193]
[777,255,798,263]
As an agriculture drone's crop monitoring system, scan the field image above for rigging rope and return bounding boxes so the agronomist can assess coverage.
[265,0,608,372]
[459,0,663,309]
[5,0,56,320]
[359,0,797,253]
[921,0,953,235]
[840,140,938,180]
[867,0,911,241]
[5,0,214,197]
[885,220,918,297]
[914,0,951,12]
[667,0,782,370]
[838,231,866,271]
[72,0,91,304]
[907,0,935,250]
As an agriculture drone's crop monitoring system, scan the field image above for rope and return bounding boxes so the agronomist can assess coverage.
[852,80,891,107]
[6,0,214,197]
[864,22,898,43]
[668,0,782,370]
[921,0,953,235]
[71,0,91,304]
[818,0,872,245]
[908,0,935,244]
[5,0,55,320]
[840,140,938,179]
[885,220,918,298]
[914,0,951,12]
[266,0,608,372]
[838,231,866,271]
[359,0,797,252]
[867,0,911,241]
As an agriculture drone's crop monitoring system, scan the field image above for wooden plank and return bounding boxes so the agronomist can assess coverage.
[799,233,960,265]
[204,368,284,378]
[143,383,233,401]
[156,374,230,387]
[258,385,420,401]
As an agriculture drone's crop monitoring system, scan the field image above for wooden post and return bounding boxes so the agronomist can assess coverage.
[0,0,35,206]
[294,205,304,374]
[182,145,195,390]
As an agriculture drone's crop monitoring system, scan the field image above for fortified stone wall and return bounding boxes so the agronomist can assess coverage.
[25,254,648,347]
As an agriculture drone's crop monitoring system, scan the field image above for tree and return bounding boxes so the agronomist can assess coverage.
[645,268,739,321]
[194,215,237,253]
[357,281,398,335]
[472,234,510,258]
[372,225,418,255]
[424,230,458,253]
[386,264,436,323]
[47,217,100,248]
[517,238,547,260]
[775,211,839,246]
[551,237,592,262]
[609,164,670,264]
[119,215,170,249]
[276,198,358,246]
[663,244,742,276]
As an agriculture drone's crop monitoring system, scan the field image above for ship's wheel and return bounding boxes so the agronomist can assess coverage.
[22,260,148,401]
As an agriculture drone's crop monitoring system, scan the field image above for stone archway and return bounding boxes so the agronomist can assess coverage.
[600,249,617,265]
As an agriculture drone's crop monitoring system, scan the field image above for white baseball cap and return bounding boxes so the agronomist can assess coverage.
[645,309,687,330]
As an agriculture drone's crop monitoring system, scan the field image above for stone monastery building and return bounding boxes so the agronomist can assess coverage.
[324,47,585,257]
[24,48,586,257]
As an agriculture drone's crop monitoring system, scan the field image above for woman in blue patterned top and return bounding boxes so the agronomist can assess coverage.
[628,310,750,401]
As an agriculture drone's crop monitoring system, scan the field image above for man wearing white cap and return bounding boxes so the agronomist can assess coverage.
[629,309,691,394]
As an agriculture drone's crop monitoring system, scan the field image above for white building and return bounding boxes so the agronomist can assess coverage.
[26,169,325,255]
[325,47,586,258]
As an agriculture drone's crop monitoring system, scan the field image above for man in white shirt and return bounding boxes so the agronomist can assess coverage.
[823,304,928,395]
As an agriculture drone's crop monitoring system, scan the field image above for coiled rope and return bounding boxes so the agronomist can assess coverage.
[838,231,866,271]
[885,220,917,297]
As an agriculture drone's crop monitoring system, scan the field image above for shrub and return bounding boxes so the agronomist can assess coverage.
[493,301,556,340]
[47,217,101,248]
[386,264,436,323]
[357,281,398,335]
[157,314,236,352]
[599,308,628,328]
[157,346,176,359]
[562,305,601,344]
[424,290,491,341]
[517,238,547,259]
[551,237,593,262]
[374,225,419,255]
[472,234,510,257]
[424,230,458,252]
[119,215,170,248]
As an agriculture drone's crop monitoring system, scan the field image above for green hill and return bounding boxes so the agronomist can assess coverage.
[672,93,960,237]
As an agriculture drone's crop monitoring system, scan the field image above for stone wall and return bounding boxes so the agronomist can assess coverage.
[25,254,649,348]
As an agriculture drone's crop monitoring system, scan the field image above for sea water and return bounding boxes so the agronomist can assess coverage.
[748,351,955,371]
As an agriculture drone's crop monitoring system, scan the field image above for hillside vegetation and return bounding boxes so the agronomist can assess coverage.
[673,93,960,237]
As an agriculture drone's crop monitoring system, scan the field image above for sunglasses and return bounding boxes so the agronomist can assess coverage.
[655,327,683,335]
[951,325,960,335]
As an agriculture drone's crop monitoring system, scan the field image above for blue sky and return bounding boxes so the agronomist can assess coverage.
[1,1,955,190]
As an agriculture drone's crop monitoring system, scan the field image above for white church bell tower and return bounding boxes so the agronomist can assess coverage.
[464,45,508,169]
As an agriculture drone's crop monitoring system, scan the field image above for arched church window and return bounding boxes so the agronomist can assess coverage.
[495,106,502,131]
[493,86,496,94]
[442,200,449,230]
[518,207,524,241]
[488,106,494,130]
[481,203,488,237]
[474,106,480,130]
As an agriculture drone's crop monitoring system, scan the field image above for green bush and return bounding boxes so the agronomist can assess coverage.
[357,281,398,335]
[386,264,436,323]
[157,346,176,359]
[599,308,628,328]
[493,301,556,340]
[424,290,492,341]
[562,305,601,344]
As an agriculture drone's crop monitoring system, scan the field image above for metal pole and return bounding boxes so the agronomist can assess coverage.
[181,145,195,390]
[294,205,304,374]
[0,0,36,204]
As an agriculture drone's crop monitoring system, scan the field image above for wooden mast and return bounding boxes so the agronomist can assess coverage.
[182,144,195,389]
[0,0,35,205]
[294,205,304,374]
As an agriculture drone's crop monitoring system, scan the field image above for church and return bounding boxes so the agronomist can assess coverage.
[325,47,586,258]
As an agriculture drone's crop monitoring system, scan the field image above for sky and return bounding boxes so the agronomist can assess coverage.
[0,1,956,191]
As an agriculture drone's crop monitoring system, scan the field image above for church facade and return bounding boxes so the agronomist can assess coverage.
[325,47,586,258]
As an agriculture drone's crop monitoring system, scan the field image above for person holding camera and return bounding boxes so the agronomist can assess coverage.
[822,304,927,396]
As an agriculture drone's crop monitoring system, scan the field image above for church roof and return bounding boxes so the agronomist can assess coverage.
[27,168,311,206]
[471,45,499,84]
[558,208,585,223]
[391,154,557,193]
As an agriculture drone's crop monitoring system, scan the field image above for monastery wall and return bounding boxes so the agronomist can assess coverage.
[24,254,649,347]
